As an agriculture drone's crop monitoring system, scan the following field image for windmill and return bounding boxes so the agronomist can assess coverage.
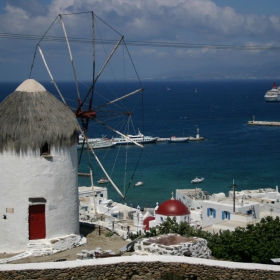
[29,11,145,199]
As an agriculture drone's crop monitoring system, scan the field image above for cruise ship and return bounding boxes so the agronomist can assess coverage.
[264,83,280,102]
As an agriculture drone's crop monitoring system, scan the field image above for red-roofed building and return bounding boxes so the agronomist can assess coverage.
[156,199,191,216]
[143,215,156,230]
[133,193,191,231]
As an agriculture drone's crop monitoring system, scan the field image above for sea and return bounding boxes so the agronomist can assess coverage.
[1,79,280,209]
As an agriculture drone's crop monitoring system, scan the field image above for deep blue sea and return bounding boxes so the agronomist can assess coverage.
[1,79,280,208]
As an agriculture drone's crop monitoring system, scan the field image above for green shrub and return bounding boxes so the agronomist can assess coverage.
[105,231,114,237]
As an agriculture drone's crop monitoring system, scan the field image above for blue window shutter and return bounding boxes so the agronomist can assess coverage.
[207,208,210,217]
[213,209,216,218]
[228,212,231,220]
[222,211,225,220]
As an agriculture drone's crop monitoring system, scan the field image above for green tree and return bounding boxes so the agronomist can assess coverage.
[207,216,280,264]
[156,216,179,234]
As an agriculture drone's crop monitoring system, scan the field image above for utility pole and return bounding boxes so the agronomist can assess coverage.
[233,179,235,213]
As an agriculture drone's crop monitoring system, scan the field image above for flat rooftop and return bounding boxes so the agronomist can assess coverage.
[79,185,107,193]
[176,188,210,198]
[206,198,259,206]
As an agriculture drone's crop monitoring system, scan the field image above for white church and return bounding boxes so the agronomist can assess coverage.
[133,193,192,231]
[0,79,84,254]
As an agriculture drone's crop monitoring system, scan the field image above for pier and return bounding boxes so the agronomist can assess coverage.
[247,121,280,126]
[247,116,280,126]
[157,128,205,142]
[157,138,169,142]
[157,137,205,142]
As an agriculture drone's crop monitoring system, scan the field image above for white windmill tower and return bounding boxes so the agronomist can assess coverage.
[0,79,83,254]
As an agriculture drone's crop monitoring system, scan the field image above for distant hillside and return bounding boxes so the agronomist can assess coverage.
[145,60,280,81]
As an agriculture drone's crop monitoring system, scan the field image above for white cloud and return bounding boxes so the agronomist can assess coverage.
[5,4,29,20]
[141,48,157,55]
[1,0,280,81]
[157,51,168,57]
[1,0,280,43]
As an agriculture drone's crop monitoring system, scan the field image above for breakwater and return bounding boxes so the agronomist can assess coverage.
[247,120,280,126]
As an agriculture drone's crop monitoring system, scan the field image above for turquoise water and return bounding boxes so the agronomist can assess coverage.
[77,80,280,208]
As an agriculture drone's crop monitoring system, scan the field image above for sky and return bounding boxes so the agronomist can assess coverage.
[1,0,280,82]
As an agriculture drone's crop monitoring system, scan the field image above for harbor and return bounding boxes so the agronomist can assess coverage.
[75,80,280,209]
[79,128,205,146]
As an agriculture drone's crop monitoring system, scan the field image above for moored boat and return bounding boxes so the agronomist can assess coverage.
[114,129,158,145]
[191,177,204,183]
[98,177,109,184]
[134,181,144,187]
[77,135,116,149]
[166,136,189,143]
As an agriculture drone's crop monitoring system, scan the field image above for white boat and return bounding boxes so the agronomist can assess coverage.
[77,135,116,149]
[114,129,158,145]
[191,177,204,183]
[166,136,189,143]
[264,83,280,102]
[167,87,170,91]
[134,181,144,187]
[98,177,109,184]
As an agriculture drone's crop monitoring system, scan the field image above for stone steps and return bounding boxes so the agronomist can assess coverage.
[0,251,32,264]
[27,240,54,256]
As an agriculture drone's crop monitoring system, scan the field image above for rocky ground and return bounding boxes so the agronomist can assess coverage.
[0,225,131,264]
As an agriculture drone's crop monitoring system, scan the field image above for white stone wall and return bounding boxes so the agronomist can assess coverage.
[0,145,79,253]
[1,255,280,274]
[134,234,211,258]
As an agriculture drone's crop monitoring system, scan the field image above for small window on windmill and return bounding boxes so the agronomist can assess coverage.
[40,142,52,158]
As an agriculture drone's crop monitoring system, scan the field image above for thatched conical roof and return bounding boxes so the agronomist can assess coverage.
[0,79,80,153]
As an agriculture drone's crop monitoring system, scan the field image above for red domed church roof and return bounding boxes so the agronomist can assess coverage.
[156,198,190,216]
[143,216,156,230]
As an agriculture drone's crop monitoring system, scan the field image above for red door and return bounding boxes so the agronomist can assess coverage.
[29,205,46,240]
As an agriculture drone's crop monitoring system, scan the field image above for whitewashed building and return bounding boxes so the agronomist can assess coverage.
[176,187,280,232]
[202,194,260,228]
[176,188,210,210]
[0,79,82,254]
[176,188,210,227]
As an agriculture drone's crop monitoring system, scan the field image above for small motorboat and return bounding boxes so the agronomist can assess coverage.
[191,177,204,183]
[134,181,144,187]
[98,178,109,184]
